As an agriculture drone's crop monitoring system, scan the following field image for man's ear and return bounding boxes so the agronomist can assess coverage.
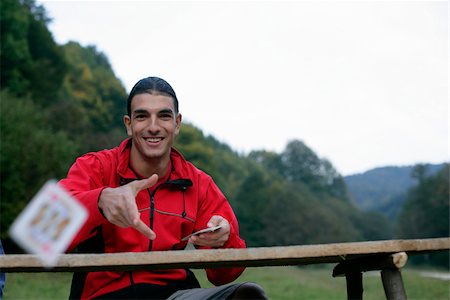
[124,115,132,136]
[175,113,182,135]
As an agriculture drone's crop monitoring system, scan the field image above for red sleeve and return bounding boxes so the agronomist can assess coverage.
[195,178,246,286]
[58,154,109,252]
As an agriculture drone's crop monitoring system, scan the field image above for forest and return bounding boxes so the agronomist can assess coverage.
[1,0,448,267]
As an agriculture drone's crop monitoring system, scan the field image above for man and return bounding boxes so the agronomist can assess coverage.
[59,76,266,299]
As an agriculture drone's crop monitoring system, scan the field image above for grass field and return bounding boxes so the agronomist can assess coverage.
[3,265,449,299]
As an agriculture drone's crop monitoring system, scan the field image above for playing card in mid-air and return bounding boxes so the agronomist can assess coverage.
[9,180,87,267]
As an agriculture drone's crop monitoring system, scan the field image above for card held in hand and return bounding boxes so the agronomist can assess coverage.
[9,180,87,267]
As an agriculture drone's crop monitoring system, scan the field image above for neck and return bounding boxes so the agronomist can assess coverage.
[130,150,171,179]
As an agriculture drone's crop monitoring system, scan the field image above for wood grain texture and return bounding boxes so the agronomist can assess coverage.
[1,237,448,273]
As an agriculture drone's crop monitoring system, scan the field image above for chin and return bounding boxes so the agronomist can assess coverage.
[144,149,168,160]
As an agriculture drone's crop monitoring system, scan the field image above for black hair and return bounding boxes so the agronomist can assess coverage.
[127,76,178,116]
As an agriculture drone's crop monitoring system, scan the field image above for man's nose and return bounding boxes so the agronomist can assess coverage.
[147,117,160,132]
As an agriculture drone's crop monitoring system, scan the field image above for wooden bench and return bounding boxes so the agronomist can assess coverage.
[1,237,449,299]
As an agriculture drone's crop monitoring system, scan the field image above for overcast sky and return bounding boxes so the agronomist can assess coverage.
[39,0,448,176]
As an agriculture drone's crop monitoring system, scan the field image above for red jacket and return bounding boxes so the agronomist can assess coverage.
[59,139,246,299]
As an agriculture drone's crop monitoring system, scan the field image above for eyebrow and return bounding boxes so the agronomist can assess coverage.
[132,109,149,116]
[159,108,175,115]
[132,108,175,115]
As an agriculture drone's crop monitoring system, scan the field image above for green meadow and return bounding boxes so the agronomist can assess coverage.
[3,265,449,300]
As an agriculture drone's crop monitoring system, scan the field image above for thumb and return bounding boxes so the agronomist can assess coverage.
[129,174,158,195]
[207,215,224,227]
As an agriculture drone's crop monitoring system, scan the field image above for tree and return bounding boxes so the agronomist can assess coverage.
[396,164,449,267]
[397,164,449,239]
[276,140,348,199]
[411,163,428,184]
[0,91,77,239]
[51,42,128,153]
[0,0,33,94]
[249,150,284,179]
[233,166,273,246]
[0,0,67,103]
[25,5,67,105]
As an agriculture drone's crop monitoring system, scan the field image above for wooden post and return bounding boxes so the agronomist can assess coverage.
[333,252,408,300]
[381,269,407,300]
[345,271,363,300]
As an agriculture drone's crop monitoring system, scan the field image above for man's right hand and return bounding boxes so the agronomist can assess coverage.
[98,174,158,240]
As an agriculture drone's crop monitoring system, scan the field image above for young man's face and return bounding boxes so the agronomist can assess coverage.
[124,93,181,163]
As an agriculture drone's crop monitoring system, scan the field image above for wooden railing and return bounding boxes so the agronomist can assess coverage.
[1,237,449,299]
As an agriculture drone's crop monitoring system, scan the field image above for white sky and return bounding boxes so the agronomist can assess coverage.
[39,0,449,176]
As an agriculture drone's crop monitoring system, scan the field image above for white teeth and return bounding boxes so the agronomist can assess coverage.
[144,137,163,143]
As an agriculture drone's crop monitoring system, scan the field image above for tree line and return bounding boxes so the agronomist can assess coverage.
[1,0,448,267]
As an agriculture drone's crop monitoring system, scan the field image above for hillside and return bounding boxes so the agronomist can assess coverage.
[1,0,387,250]
[344,163,446,219]
[2,1,447,266]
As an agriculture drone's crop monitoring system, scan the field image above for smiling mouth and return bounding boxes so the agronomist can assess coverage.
[144,137,164,143]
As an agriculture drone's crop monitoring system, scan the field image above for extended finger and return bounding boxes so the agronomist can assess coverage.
[133,219,156,240]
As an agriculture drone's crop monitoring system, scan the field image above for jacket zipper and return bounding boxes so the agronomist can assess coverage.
[128,179,189,288]
[146,182,188,251]
[129,186,158,289]
[148,190,156,251]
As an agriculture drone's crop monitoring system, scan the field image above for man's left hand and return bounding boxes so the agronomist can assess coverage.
[189,215,230,248]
